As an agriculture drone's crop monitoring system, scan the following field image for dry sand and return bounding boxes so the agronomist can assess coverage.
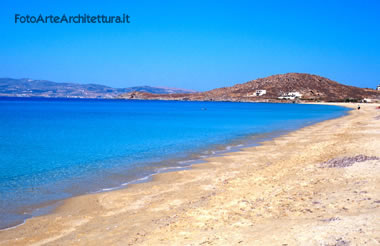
[0,103,379,246]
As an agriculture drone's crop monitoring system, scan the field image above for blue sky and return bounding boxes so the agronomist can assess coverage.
[1,0,380,91]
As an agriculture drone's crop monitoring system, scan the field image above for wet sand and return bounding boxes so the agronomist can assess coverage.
[0,103,379,246]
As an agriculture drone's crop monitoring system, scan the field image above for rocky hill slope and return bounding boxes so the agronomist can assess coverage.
[120,73,380,102]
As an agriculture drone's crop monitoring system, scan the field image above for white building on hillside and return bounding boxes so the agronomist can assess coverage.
[362,98,372,103]
[255,90,266,96]
[248,89,267,97]
[377,85,380,91]
[278,91,303,100]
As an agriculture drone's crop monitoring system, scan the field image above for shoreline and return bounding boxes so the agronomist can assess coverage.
[0,102,347,231]
[0,120,289,231]
[0,102,379,245]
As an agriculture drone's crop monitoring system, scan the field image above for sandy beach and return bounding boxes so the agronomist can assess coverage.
[0,103,379,246]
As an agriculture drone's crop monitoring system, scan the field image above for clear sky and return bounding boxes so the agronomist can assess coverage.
[1,0,380,91]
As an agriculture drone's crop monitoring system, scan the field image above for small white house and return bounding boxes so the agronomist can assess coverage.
[255,90,266,96]
[248,89,267,97]
[278,91,303,100]
[289,91,302,98]
[362,98,372,103]
[377,85,380,91]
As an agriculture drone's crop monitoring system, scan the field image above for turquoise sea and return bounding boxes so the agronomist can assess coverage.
[0,97,349,229]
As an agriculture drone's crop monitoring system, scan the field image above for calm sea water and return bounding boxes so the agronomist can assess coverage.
[0,98,348,229]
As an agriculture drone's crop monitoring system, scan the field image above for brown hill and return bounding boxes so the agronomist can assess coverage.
[119,73,380,102]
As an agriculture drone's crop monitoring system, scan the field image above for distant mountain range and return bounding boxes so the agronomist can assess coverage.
[119,73,380,102]
[0,78,196,98]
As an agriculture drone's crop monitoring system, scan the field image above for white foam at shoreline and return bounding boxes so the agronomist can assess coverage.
[0,220,26,232]
[97,141,263,194]
[0,133,282,231]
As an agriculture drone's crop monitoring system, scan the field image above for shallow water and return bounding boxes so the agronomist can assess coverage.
[0,98,349,229]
